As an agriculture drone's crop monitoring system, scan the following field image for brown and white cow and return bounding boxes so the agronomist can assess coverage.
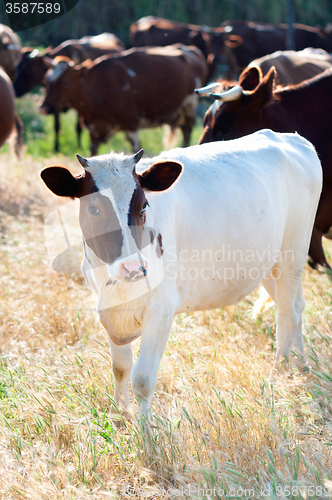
[196,66,332,271]
[40,45,208,155]
[41,130,322,416]
[0,66,22,155]
[14,33,125,152]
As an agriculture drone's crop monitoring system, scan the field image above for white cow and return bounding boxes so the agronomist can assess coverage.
[41,129,322,416]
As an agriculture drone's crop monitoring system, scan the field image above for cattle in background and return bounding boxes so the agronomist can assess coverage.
[40,45,208,155]
[14,33,125,152]
[130,16,242,81]
[0,24,21,80]
[197,66,332,271]
[221,20,332,78]
[249,48,332,86]
[195,48,332,96]
[0,67,23,156]
[41,130,322,415]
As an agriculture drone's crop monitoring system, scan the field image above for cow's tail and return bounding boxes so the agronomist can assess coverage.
[163,124,180,150]
[9,112,24,158]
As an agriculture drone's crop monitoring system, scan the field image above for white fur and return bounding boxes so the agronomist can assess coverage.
[81,129,322,416]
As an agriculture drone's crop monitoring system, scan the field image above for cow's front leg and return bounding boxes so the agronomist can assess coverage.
[109,340,133,418]
[131,305,175,417]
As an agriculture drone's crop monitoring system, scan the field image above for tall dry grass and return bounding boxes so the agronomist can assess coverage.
[0,152,331,499]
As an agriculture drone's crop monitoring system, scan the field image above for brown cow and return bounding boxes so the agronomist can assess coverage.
[221,20,332,78]
[249,48,332,86]
[195,47,332,98]
[40,45,208,155]
[130,16,241,80]
[0,67,22,155]
[14,33,125,152]
[197,65,332,271]
[0,24,21,80]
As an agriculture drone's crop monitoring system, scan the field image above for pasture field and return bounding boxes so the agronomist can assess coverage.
[0,106,332,499]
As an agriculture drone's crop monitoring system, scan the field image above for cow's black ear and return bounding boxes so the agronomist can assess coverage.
[137,160,183,192]
[239,66,262,91]
[40,166,79,198]
[253,66,276,105]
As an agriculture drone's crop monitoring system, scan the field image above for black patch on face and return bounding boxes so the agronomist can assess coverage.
[156,233,163,258]
[79,190,123,264]
[127,185,148,249]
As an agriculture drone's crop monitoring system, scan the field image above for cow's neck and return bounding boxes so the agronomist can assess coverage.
[62,72,82,111]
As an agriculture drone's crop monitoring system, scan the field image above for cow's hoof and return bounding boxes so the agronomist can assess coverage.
[110,406,133,428]
[307,258,332,277]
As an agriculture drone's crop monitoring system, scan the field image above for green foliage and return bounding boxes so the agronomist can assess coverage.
[1,0,331,48]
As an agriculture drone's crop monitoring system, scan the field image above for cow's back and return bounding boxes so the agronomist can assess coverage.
[81,46,207,126]
[52,34,124,62]
[251,49,332,85]
[131,17,210,58]
[0,24,21,80]
[144,130,321,310]
[0,67,15,147]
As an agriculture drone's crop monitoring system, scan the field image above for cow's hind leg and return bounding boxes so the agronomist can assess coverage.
[272,260,307,372]
[54,112,60,152]
[180,116,194,148]
[109,340,133,419]
[308,226,330,271]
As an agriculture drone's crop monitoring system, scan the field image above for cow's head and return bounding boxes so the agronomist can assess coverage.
[41,150,182,286]
[207,28,243,62]
[198,66,276,144]
[14,48,50,97]
[40,57,77,114]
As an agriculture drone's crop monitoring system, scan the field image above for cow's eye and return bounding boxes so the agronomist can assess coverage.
[89,204,100,216]
[139,202,148,219]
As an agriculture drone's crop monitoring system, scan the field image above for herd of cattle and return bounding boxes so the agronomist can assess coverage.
[1,17,332,413]
[0,17,332,271]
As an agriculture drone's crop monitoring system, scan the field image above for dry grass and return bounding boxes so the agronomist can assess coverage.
[0,152,332,499]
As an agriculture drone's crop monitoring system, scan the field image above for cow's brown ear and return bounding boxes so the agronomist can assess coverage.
[239,66,262,91]
[253,66,276,105]
[40,166,79,198]
[137,160,183,192]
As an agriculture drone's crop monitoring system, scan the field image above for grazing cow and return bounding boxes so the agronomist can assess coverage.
[0,67,22,155]
[221,20,332,78]
[197,66,332,270]
[0,24,21,81]
[40,45,208,155]
[41,130,322,416]
[130,16,242,80]
[14,33,125,152]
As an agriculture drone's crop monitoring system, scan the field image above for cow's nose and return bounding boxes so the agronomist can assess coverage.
[120,260,148,281]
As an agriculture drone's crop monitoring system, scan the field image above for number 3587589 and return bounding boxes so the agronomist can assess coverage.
[5,3,61,14]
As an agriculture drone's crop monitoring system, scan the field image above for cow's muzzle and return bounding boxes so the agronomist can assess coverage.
[120,260,148,282]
